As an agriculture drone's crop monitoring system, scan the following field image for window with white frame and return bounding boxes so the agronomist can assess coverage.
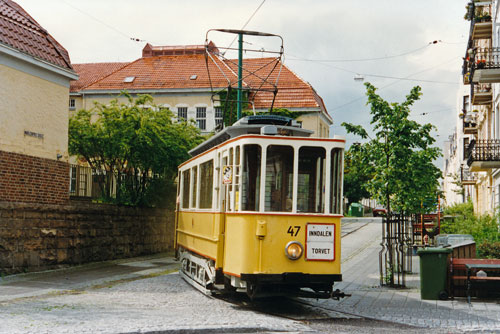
[214,106,223,127]
[69,98,76,110]
[178,107,188,120]
[196,107,206,130]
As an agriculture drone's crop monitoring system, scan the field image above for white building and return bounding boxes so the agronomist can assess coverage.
[449,0,500,215]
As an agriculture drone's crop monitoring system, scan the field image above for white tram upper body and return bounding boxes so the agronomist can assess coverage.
[175,115,345,298]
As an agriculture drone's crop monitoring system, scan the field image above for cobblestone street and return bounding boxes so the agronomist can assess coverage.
[0,219,499,333]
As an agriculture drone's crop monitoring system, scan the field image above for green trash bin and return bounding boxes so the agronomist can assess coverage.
[348,203,364,217]
[417,247,452,300]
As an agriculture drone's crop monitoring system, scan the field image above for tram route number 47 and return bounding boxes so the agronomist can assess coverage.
[287,226,301,237]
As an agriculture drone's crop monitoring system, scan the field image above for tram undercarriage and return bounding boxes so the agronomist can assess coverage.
[178,247,344,300]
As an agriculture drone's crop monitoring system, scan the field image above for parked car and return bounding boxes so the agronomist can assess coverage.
[372,207,387,217]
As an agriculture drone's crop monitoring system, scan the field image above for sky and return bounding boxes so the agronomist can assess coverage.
[15,0,470,168]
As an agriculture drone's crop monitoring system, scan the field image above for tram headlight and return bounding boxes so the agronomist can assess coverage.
[285,241,303,260]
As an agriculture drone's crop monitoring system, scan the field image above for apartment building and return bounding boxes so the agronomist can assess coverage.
[69,43,333,138]
[454,0,500,214]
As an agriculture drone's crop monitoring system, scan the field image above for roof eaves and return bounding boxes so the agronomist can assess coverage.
[0,41,78,80]
[2,0,73,70]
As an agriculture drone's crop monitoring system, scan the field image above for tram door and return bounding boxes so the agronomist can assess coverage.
[218,150,229,268]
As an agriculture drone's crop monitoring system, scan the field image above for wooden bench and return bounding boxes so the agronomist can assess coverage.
[449,258,500,302]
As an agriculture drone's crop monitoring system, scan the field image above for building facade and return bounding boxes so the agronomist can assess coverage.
[0,0,77,204]
[69,44,333,138]
[447,0,500,215]
[443,86,477,207]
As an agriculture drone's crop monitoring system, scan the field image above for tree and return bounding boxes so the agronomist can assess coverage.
[69,92,204,206]
[343,144,372,212]
[342,83,442,216]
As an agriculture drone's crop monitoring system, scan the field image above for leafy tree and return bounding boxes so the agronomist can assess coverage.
[343,144,372,212]
[342,82,442,216]
[69,92,204,206]
[448,172,465,197]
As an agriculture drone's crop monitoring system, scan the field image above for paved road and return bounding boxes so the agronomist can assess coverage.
[0,219,499,333]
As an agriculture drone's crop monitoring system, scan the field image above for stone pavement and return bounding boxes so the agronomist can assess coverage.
[0,219,499,333]
[324,219,500,332]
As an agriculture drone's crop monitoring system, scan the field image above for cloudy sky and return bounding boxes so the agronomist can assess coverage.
[15,0,470,167]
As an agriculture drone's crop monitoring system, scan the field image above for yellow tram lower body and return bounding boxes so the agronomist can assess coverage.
[176,211,342,298]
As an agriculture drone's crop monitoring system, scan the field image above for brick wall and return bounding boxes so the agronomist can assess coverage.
[0,201,174,274]
[0,150,69,204]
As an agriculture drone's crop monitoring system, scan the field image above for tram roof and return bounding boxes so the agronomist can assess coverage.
[189,115,313,157]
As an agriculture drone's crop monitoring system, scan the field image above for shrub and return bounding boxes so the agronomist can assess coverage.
[441,201,500,257]
[478,241,500,259]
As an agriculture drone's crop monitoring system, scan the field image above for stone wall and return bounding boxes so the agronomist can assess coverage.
[0,201,174,274]
[0,150,69,204]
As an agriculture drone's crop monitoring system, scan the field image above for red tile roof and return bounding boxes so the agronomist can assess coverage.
[71,62,129,92]
[82,54,231,91]
[0,0,73,70]
[72,45,329,118]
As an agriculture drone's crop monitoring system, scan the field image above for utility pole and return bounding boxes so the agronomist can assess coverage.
[237,33,243,120]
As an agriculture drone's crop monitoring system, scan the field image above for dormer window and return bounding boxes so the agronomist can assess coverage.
[190,75,197,80]
[123,76,135,83]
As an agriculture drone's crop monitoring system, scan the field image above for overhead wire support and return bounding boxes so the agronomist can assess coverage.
[204,29,284,127]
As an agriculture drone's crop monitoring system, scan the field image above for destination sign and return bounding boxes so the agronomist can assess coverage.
[306,223,335,261]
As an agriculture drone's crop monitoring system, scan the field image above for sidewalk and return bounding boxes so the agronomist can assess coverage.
[0,253,179,302]
[323,220,500,331]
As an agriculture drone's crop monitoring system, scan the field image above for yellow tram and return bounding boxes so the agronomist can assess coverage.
[175,115,345,298]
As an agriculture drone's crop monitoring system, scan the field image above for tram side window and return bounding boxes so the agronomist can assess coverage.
[330,148,343,214]
[191,166,198,208]
[182,170,190,209]
[242,144,261,211]
[298,147,326,213]
[265,145,294,212]
[199,160,214,209]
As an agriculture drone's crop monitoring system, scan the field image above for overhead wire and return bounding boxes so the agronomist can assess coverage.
[328,55,461,113]
[286,42,460,85]
[223,0,267,56]
[288,41,435,63]
[57,0,151,43]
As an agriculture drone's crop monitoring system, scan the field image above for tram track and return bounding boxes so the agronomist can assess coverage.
[208,222,378,323]
[213,293,364,322]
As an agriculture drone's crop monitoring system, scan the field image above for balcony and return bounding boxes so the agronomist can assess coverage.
[466,1,493,40]
[471,83,492,105]
[462,111,478,135]
[466,139,500,171]
[469,47,500,83]
[461,167,477,186]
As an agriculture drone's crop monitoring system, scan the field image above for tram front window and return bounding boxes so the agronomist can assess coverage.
[265,145,294,212]
[298,147,326,213]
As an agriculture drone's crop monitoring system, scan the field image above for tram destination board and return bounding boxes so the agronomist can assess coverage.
[305,223,335,261]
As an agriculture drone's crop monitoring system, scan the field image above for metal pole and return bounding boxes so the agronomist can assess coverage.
[237,33,243,120]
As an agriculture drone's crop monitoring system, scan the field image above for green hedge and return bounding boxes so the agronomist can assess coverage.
[442,201,500,258]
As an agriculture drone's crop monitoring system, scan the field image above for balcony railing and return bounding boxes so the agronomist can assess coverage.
[465,47,500,83]
[467,139,500,170]
[465,1,492,40]
[471,82,492,105]
[460,166,477,185]
[462,110,478,135]
[474,48,500,69]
